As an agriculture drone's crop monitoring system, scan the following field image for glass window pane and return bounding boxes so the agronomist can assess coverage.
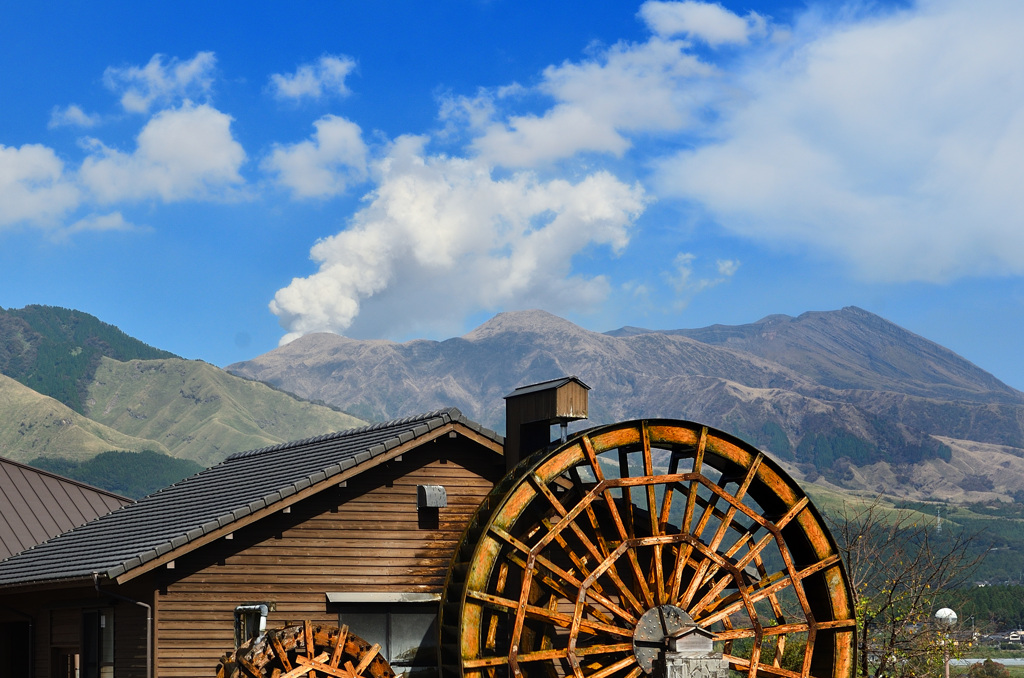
[339,608,389,660]
[389,608,436,666]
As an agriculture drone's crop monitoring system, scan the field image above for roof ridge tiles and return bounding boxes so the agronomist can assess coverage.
[224,407,461,461]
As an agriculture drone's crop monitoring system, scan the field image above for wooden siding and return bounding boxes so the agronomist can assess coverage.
[153,438,501,677]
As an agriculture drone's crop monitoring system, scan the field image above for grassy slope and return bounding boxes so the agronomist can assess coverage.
[0,373,171,462]
[85,357,366,467]
[803,480,1024,585]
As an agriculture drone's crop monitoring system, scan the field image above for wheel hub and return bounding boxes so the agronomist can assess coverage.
[633,605,719,674]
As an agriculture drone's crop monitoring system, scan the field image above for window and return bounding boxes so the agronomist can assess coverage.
[81,609,114,678]
[336,603,437,678]
[234,604,270,648]
[0,621,31,676]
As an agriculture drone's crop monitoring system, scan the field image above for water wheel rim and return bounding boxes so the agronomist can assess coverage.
[441,419,856,678]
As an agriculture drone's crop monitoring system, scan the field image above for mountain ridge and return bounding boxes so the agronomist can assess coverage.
[228,307,1024,502]
[0,306,368,469]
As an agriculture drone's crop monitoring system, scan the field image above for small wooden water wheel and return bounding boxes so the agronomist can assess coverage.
[439,420,857,678]
[217,620,396,678]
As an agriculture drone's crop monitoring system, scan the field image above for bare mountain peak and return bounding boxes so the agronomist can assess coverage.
[463,309,591,341]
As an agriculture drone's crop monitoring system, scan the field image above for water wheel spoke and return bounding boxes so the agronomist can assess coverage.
[515,648,570,663]
[687,571,734,618]
[467,589,633,638]
[329,625,348,669]
[539,516,611,596]
[732,532,777,577]
[618,448,636,540]
[586,655,639,678]
[705,456,762,557]
[532,486,645,612]
[506,548,637,626]
[696,569,798,627]
[596,486,656,611]
[507,552,622,627]
[269,633,294,672]
[293,655,347,678]
[580,434,606,484]
[575,642,635,657]
[239,658,265,678]
[283,653,330,678]
[464,656,519,669]
[717,622,812,641]
[725,654,804,678]
[639,424,665,604]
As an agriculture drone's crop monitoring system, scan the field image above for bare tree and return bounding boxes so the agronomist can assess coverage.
[826,498,986,678]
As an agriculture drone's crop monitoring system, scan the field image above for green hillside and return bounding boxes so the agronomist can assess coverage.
[29,450,204,499]
[0,373,171,461]
[0,305,177,413]
[0,305,367,470]
[85,357,366,466]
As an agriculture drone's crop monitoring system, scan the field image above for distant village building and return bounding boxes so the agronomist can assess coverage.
[0,409,504,677]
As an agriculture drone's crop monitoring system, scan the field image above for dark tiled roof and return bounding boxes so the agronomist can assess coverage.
[0,458,131,560]
[0,408,501,588]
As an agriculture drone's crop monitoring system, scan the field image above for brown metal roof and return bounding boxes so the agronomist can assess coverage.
[0,457,131,561]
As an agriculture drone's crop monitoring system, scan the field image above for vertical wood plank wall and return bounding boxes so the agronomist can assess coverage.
[154,440,500,677]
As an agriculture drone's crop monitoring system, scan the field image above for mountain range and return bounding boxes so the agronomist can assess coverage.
[3,303,1023,505]
[227,307,1024,503]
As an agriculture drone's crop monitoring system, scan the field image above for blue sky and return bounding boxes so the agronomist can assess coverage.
[4,0,1024,391]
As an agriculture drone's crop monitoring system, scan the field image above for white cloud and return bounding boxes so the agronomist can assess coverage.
[0,144,80,228]
[471,32,717,166]
[654,0,1024,283]
[262,115,368,198]
[104,52,216,114]
[639,1,765,46]
[79,103,245,203]
[270,55,357,101]
[49,104,101,129]
[270,136,646,342]
[61,212,139,238]
[716,258,740,276]
[663,252,736,308]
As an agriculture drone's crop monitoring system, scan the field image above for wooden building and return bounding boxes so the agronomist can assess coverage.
[0,408,504,678]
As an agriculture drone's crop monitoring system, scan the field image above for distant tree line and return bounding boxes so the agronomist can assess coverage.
[959,585,1024,632]
[30,450,203,499]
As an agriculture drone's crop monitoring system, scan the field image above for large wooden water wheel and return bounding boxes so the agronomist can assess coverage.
[217,620,396,678]
[439,420,856,678]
